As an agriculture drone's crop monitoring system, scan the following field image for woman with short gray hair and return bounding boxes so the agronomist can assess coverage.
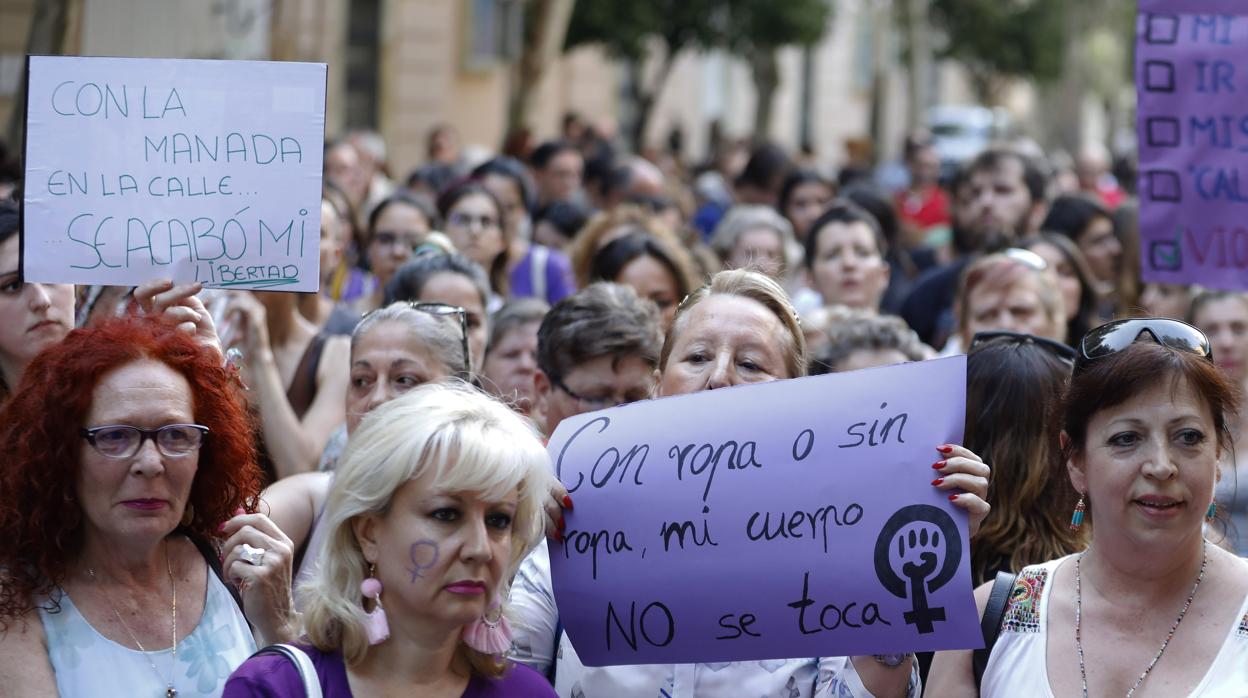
[709,204,798,281]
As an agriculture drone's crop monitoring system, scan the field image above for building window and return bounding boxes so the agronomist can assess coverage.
[345,0,380,129]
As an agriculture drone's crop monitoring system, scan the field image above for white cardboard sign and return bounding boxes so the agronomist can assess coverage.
[22,56,326,291]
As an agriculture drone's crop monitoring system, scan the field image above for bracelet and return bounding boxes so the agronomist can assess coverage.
[872,653,908,667]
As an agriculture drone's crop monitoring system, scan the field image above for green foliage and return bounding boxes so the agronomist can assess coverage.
[928,0,1066,86]
[724,0,832,52]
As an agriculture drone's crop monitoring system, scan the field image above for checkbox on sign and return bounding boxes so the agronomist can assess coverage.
[1145,117,1181,148]
[1143,61,1175,92]
[1145,14,1179,44]
[1146,170,1182,202]
[1149,239,1182,272]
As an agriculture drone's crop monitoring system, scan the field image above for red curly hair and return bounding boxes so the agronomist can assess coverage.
[0,316,261,625]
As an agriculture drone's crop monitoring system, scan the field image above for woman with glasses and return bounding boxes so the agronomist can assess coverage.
[353,192,437,315]
[929,318,1248,696]
[0,316,293,696]
[439,182,510,302]
[260,302,471,612]
[950,250,1067,355]
[514,270,992,697]
[963,332,1085,586]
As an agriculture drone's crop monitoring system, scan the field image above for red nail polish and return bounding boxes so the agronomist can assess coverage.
[931,478,944,486]
[557,515,566,532]
[554,530,564,543]
[562,495,574,510]
[932,460,946,469]
[937,445,953,454]
[948,494,959,501]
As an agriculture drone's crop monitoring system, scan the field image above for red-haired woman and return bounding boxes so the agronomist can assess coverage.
[0,316,295,697]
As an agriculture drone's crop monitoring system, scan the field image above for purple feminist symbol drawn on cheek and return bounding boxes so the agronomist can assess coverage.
[408,540,440,583]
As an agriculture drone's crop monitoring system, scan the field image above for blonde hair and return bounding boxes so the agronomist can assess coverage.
[567,204,689,288]
[299,382,552,675]
[660,269,807,379]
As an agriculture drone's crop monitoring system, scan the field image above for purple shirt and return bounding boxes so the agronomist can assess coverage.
[223,644,557,697]
[509,245,576,305]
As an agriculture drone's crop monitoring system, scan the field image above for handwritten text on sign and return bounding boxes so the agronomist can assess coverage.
[547,357,980,666]
[22,56,326,291]
[1136,2,1248,290]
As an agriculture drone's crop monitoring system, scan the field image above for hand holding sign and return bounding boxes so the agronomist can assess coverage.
[546,357,984,667]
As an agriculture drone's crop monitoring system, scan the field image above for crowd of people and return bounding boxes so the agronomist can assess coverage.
[0,114,1245,697]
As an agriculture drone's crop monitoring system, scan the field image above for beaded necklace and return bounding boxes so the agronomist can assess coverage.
[1074,540,1207,698]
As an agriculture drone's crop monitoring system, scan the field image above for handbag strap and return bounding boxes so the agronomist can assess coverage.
[973,570,1018,689]
[252,644,323,698]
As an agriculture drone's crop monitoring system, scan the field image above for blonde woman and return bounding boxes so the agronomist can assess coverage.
[225,383,556,697]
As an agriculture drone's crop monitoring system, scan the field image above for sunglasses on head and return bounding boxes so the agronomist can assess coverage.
[1074,317,1212,375]
[969,331,1077,365]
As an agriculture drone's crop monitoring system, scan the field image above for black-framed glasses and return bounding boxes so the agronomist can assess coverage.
[81,424,209,459]
[1075,317,1213,374]
[551,376,638,411]
[970,330,1077,365]
[407,302,472,375]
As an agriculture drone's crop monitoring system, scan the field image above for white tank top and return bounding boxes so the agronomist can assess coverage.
[38,560,256,698]
[982,555,1248,697]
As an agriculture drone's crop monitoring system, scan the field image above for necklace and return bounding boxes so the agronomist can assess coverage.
[87,539,179,698]
[1075,540,1207,698]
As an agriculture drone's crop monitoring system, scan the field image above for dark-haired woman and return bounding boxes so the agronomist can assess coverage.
[0,316,292,696]
[439,182,509,302]
[930,318,1248,696]
[965,332,1085,585]
[355,192,437,315]
[1021,232,1099,346]
[1041,194,1121,296]
[588,232,699,331]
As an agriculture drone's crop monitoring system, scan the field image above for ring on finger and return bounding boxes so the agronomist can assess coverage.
[240,543,266,566]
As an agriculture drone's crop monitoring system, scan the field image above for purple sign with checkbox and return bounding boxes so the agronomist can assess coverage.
[546,356,979,666]
[1138,1,1248,288]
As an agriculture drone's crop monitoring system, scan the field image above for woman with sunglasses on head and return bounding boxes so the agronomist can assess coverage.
[929,318,1248,696]
[0,315,296,696]
[388,252,492,376]
[948,249,1067,356]
[516,269,992,697]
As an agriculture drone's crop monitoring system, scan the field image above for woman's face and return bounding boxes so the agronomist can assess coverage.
[78,360,198,547]
[319,201,348,286]
[445,194,505,275]
[1140,283,1192,321]
[785,182,833,241]
[419,272,487,375]
[347,321,454,434]
[482,321,541,415]
[658,294,791,396]
[481,174,527,243]
[963,275,1060,345]
[1193,296,1248,385]
[354,473,516,631]
[617,255,680,331]
[1076,215,1122,285]
[727,228,785,279]
[1070,377,1218,548]
[368,203,430,286]
[0,235,74,386]
[809,221,890,312]
[1028,240,1082,323]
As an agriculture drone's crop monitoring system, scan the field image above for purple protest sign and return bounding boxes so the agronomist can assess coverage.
[1137,2,1248,289]
[546,356,979,667]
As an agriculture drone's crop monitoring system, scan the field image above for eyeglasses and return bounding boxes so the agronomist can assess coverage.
[373,231,425,250]
[407,302,472,375]
[552,376,640,411]
[81,424,209,459]
[448,212,499,231]
[1075,317,1213,374]
[969,330,1077,365]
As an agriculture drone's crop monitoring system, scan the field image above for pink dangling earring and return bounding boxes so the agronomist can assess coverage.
[1070,494,1086,531]
[463,601,513,655]
[360,565,390,645]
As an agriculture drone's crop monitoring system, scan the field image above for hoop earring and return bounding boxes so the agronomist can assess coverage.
[1069,494,1086,532]
[360,564,390,645]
